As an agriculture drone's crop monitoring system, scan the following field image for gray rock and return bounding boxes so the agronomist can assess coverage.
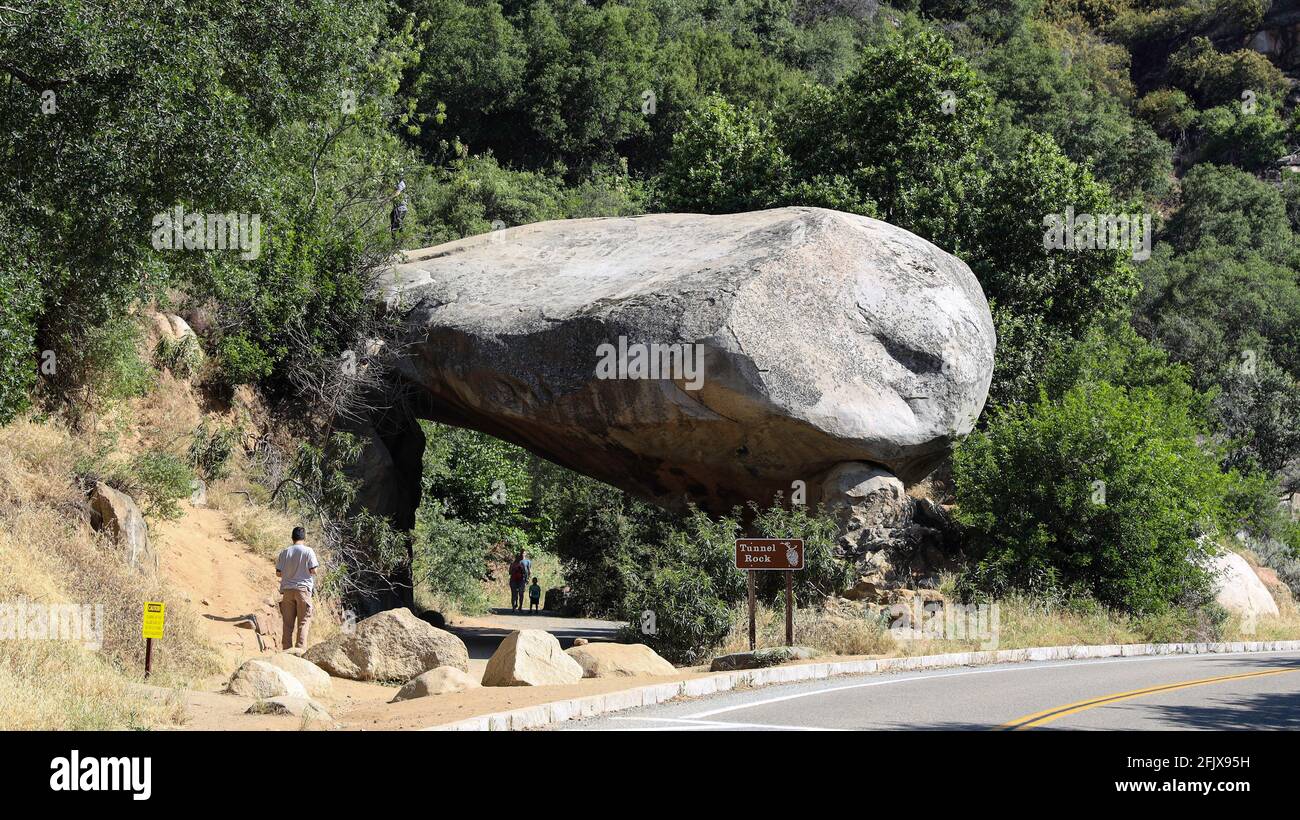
[564,642,676,677]
[820,462,910,551]
[88,482,155,571]
[709,646,819,672]
[390,666,480,701]
[482,629,584,686]
[263,652,332,696]
[303,607,469,681]
[227,659,308,699]
[1211,552,1279,619]
[379,207,995,511]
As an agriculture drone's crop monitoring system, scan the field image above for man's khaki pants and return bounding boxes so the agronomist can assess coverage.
[279,589,313,649]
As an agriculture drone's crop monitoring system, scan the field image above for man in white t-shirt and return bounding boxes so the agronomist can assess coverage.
[275,527,319,650]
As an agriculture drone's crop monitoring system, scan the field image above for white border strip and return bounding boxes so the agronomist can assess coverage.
[424,640,1300,731]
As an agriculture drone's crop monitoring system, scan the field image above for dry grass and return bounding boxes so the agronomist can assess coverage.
[718,603,897,657]
[707,587,1300,665]
[209,477,300,562]
[0,418,222,729]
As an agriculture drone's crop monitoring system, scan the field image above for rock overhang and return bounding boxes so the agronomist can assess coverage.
[377,207,995,512]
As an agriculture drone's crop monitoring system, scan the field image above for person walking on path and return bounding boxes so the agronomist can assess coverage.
[508,554,526,611]
[275,526,319,650]
[529,576,542,612]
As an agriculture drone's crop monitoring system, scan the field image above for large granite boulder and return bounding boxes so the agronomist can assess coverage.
[303,607,469,681]
[379,207,995,511]
[1211,552,1279,620]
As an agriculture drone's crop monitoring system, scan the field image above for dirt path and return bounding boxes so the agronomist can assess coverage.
[147,506,693,731]
[152,506,284,665]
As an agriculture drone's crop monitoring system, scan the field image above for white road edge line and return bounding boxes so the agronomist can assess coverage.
[682,649,1300,720]
[609,716,841,731]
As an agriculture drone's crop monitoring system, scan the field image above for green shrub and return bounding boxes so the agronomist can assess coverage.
[953,380,1228,614]
[548,481,660,618]
[749,502,855,603]
[50,318,156,415]
[411,499,490,614]
[215,334,275,386]
[617,566,732,665]
[90,451,197,521]
[188,422,238,482]
[154,334,203,380]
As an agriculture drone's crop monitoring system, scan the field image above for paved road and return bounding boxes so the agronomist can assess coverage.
[560,650,1300,730]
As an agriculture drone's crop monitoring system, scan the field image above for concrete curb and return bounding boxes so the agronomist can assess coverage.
[426,639,1300,731]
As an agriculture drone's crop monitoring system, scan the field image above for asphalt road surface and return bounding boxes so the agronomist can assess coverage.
[559,650,1300,730]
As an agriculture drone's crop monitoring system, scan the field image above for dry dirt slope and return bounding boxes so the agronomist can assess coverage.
[153,505,283,665]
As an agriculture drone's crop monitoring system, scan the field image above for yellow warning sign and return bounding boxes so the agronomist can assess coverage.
[142,601,165,640]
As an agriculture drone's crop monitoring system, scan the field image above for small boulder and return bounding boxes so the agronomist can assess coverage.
[709,646,818,672]
[565,643,675,678]
[88,482,155,571]
[482,630,583,686]
[390,666,480,702]
[303,607,469,681]
[571,637,589,647]
[227,659,308,699]
[167,314,199,342]
[263,653,332,697]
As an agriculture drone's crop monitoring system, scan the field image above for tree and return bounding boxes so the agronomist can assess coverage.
[779,23,993,241]
[0,0,418,404]
[966,132,1139,406]
[657,96,792,213]
[1167,37,1289,109]
[954,379,1227,613]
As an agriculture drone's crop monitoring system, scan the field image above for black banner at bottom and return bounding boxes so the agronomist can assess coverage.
[0,730,1291,805]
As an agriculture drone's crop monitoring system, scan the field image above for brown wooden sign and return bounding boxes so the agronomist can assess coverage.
[735,538,804,571]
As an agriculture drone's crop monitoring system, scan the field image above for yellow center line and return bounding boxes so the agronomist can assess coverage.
[999,668,1298,730]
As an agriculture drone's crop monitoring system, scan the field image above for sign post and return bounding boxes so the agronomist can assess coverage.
[735,538,804,649]
[785,572,794,646]
[142,602,165,678]
[747,570,756,651]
